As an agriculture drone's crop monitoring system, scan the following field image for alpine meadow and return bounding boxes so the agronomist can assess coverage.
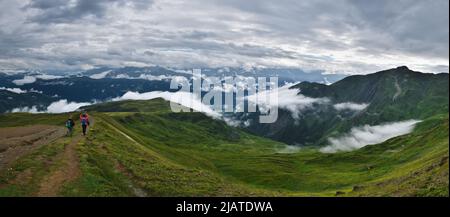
[0,0,448,203]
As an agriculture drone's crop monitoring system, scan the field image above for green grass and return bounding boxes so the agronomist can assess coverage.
[0,99,448,196]
[276,68,449,146]
[60,114,276,196]
[0,134,71,196]
[0,112,74,127]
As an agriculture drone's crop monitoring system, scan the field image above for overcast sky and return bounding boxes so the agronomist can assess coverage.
[0,0,448,74]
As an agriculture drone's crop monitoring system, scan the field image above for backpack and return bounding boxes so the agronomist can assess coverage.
[66,120,72,128]
[81,117,88,125]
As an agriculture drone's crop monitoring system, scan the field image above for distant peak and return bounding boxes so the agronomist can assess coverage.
[378,66,413,75]
[396,66,409,70]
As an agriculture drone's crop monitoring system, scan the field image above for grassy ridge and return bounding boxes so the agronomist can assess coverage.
[83,100,450,196]
[0,99,448,196]
[60,112,277,196]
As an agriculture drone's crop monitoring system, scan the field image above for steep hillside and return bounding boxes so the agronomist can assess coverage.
[0,99,447,196]
[293,66,448,120]
[245,66,449,146]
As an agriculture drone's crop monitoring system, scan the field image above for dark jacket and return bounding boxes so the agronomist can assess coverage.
[66,119,75,128]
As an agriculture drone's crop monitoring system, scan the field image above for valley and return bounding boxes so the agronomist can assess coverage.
[0,98,447,196]
[0,66,448,197]
[0,0,448,208]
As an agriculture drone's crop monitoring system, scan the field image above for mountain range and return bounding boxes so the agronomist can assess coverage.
[0,66,345,113]
[241,66,449,146]
[0,66,448,196]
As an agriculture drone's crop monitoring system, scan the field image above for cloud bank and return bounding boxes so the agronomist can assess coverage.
[113,73,187,82]
[45,100,91,113]
[333,102,369,111]
[112,82,332,125]
[0,86,43,94]
[10,106,40,113]
[35,74,64,80]
[0,86,27,94]
[90,70,111,79]
[12,74,63,85]
[12,76,37,85]
[276,145,302,154]
[10,99,91,114]
[320,120,421,153]
[247,83,329,119]
[115,91,221,118]
[0,0,448,74]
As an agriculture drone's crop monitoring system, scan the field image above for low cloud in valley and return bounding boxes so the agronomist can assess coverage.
[320,120,421,153]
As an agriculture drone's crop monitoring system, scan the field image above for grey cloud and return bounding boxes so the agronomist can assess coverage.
[25,0,111,23]
[218,0,448,59]
[25,0,154,24]
[181,30,217,40]
[0,0,447,73]
[349,0,449,59]
[26,0,67,10]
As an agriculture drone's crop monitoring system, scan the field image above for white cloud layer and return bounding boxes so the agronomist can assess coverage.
[276,145,302,154]
[333,102,369,111]
[90,70,111,79]
[10,106,39,113]
[113,73,187,82]
[12,76,37,85]
[114,91,221,118]
[0,86,27,94]
[12,74,63,85]
[0,86,43,94]
[45,100,91,113]
[109,82,332,125]
[320,120,421,153]
[247,83,329,119]
[35,74,64,80]
[10,99,91,114]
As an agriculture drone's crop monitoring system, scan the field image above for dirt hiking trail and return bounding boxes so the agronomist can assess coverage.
[0,125,66,171]
[37,117,94,196]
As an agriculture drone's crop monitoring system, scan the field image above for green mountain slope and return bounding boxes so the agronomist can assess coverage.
[246,66,449,146]
[0,99,447,196]
[0,90,55,113]
[294,66,448,120]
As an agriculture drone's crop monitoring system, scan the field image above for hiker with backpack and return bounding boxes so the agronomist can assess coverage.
[65,117,75,136]
[80,112,90,136]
